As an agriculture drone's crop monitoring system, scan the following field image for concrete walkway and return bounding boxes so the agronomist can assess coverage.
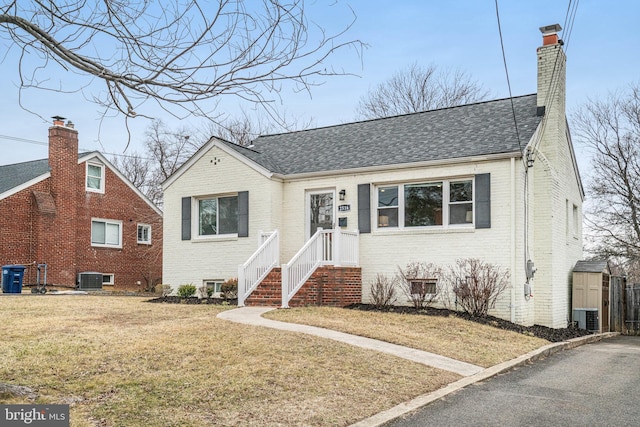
[217,306,483,376]
[217,306,617,427]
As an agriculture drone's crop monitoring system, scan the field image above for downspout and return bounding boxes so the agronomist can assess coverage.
[510,157,516,323]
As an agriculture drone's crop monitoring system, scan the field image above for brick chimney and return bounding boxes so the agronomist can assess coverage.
[536,23,566,161]
[46,116,79,286]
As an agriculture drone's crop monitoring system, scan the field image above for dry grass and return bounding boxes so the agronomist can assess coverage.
[0,296,460,426]
[265,307,549,367]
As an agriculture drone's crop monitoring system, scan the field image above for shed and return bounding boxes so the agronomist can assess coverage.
[572,260,610,333]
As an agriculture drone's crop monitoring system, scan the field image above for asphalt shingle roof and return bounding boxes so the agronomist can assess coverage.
[223,94,542,175]
[0,158,50,194]
[0,152,97,195]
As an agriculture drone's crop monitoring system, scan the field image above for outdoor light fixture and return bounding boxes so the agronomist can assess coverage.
[339,189,346,200]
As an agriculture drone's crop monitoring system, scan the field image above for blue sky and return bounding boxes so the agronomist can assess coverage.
[1,0,639,168]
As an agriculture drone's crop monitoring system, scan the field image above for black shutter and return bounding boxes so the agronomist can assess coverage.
[237,191,249,238]
[181,197,191,240]
[475,173,491,229]
[358,183,371,233]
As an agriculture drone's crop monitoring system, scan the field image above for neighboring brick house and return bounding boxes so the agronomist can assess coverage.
[0,118,162,291]
[162,24,583,328]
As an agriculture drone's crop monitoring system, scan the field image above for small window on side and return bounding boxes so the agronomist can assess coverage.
[86,162,105,193]
[137,224,152,244]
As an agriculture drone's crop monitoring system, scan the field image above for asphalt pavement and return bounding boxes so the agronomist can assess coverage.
[384,335,640,427]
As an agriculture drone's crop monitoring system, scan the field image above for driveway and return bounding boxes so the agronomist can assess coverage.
[386,336,640,427]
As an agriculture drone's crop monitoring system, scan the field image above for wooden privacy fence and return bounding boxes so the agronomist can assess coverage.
[610,280,640,335]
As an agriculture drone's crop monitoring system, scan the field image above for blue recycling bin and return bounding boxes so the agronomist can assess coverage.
[2,265,26,293]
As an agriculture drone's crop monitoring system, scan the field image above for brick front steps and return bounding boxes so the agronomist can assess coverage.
[245,266,362,307]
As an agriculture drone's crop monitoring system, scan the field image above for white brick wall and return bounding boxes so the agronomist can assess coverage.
[162,145,282,290]
[531,42,583,328]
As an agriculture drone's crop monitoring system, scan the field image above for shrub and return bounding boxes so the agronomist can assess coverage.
[196,285,209,299]
[444,258,510,317]
[177,284,196,298]
[157,284,172,297]
[370,273,397,308]
[221,278,238,300]
[397,262,442,309]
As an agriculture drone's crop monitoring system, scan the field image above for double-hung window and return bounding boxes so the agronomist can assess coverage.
[376,178,474,230]
[91,219,122,248]
[137,224,152,244]
[86,162,105,193]
[198,195,238,236]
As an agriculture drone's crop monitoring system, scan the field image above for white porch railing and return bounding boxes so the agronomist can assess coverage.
[281,228,359,308]
[238,230,279,307]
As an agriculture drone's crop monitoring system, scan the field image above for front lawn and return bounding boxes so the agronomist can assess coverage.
[0,296,458,426]
[264,306,549,367]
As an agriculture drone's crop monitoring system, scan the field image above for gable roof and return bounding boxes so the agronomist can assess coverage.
[0,152,162,215]
[222,94,542,175]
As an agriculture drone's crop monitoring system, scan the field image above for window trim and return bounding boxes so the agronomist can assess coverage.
[374,178,475,231]
[86,162,105,193]
[137,223,152,245]
[102,274,115,285]
[193,194,239,239]
[91,218,123,248]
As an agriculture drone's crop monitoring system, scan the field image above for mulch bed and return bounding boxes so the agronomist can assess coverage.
[145,297,593,343]
[146,296,238,305]
[345,303,594,343]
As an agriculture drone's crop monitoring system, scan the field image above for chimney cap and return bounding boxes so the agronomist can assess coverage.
[52,115,66,121]
[539,24,562,35]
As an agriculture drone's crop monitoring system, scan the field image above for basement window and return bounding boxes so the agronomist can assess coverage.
[410,279,437,295]
[204,280,223,295]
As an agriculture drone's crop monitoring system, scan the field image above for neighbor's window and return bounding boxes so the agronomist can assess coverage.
[91,219,122,248]
[573,204,579,236]
[86,162,105,193]
[375,178,473,229]
[137,224,152,244]
[198,195,238,236]
[102,274,115,285]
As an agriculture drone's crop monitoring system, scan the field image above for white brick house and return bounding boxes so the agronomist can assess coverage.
[162,24,583,328]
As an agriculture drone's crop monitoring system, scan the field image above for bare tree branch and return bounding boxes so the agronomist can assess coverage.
[572,83,640,280]
[356,62,488,120]
[1,0,363,126]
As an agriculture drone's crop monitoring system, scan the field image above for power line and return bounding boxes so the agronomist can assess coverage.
[0,134,47,146]
[0,133,152,161]
[493,0,523,158]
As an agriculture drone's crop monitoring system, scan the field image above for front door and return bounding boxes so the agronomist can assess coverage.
[307,190,335,239]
